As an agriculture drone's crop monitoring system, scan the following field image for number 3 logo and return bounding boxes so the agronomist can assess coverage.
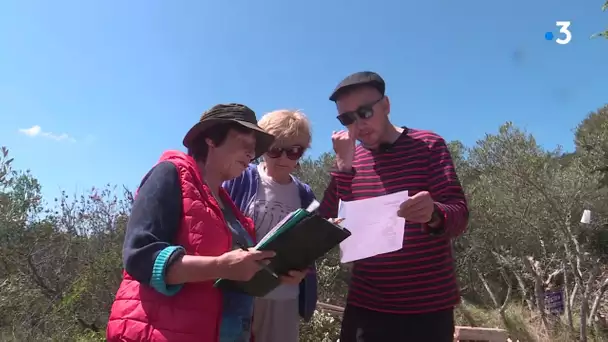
[555,21,572,45]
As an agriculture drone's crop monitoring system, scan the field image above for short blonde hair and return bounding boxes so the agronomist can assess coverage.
[258,109,312,147]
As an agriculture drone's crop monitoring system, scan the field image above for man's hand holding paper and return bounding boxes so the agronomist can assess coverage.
[398,191,445,230]
[397,191,434,223]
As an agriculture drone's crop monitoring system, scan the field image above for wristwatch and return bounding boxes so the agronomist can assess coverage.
[426,204,445,235]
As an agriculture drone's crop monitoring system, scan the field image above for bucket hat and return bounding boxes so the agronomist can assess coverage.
[183,103,275,159]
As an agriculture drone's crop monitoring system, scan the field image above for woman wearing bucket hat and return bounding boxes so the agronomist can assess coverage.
[106,104,306,342]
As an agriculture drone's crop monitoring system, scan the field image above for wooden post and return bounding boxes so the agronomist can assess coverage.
[453,326,508,342]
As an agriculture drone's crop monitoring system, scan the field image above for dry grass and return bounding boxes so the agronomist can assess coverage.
[455,301,608,342]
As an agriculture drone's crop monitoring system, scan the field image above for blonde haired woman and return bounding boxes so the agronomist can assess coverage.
[223,109,317,342]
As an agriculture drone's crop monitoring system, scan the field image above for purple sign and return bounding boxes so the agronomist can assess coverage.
[545,290,564,315]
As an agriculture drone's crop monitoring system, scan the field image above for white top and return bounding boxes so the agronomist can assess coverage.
[246,164,301,300]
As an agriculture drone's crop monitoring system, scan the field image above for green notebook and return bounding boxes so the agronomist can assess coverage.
[214,207,351,297]
[254,208,309,248]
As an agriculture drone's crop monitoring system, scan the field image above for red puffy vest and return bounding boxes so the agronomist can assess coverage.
[106,151,255,342]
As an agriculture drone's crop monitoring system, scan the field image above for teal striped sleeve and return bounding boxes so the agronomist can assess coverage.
[150,246,185,296]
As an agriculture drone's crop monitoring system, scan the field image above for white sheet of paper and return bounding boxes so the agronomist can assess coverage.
[338,190,408,263]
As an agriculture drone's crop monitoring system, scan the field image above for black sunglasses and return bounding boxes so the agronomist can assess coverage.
[266,145,305,160]
[336,96,384,126]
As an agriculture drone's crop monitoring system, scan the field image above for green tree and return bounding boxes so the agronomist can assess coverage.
[593,1,608,38]
[0,147,127,341]
[575,105,608,188]
[294,152,347,341]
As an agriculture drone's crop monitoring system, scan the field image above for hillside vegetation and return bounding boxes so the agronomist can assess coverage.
[1,105,608,341]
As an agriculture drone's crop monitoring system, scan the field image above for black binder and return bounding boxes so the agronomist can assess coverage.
[214,210,351,297]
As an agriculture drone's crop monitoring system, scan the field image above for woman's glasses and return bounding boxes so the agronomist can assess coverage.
[266,145,305,160]
[336,96,384,126]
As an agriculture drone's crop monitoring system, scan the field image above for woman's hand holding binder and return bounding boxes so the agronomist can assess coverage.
[214,210,351,297]
[217,248,276,282]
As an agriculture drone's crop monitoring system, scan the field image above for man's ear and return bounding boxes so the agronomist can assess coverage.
[383,95,391,116]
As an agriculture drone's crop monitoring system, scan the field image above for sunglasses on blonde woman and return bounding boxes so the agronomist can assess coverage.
[266,145,305,160]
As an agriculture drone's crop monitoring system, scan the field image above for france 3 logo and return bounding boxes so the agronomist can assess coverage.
[545,21,572,45]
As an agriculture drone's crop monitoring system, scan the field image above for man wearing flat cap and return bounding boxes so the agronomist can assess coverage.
[318,72,469,342]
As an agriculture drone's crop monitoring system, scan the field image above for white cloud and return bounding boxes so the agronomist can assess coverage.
[19,125,41,137]
[18,125,76,142]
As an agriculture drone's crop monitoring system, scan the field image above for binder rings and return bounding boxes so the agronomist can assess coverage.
[214,209,351,297]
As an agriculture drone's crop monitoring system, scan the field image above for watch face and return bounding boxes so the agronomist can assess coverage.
[432,205,441,219]
[433,210,441,221]
[430,205,443,226]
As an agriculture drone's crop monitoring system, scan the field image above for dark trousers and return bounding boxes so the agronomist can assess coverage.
[339,305,455,342]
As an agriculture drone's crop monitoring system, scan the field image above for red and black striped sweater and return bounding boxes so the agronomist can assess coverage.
[318,127,469,314]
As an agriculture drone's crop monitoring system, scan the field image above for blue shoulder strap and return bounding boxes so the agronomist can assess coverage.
[293,177,314,209]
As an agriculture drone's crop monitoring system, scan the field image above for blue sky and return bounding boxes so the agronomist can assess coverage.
[0,0,606,201]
